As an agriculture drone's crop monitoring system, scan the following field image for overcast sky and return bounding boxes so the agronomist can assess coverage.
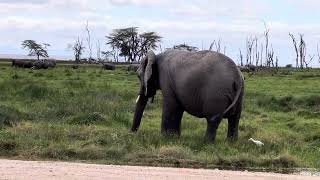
[1,0,320,66]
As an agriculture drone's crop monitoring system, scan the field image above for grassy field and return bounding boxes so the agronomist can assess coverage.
[0,62,319,172]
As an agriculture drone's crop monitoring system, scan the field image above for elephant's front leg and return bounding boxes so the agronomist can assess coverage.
[161,96,184,136]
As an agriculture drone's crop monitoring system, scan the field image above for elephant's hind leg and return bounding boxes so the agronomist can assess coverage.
[205,114,223,143]
[161,97,184,136]
[227,95,243,141]
[227,113,240,141]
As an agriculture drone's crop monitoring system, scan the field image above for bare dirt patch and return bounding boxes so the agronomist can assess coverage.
[0,159,318,180]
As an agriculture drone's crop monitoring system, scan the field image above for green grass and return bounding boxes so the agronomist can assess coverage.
[0,65,319,172]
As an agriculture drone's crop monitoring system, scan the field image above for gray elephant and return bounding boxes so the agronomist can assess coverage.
[127,64,140,72]
[102,63,116,70]
[131,50,244,143]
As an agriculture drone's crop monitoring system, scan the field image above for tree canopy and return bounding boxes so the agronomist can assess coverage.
[21,40,50,60]
[106,27,161,62]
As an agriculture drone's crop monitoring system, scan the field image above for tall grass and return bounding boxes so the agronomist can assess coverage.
[0,66,319,171]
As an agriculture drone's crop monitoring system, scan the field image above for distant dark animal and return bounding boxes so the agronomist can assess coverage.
[102,63,115,70]
[246,64,256,72]
[34,61,48,69]
[12,60,34,68]
[127,64,139,72]
[47,60,56,68]
[71,65,79,69]
[33,60,56,69]
[238,65,256,72]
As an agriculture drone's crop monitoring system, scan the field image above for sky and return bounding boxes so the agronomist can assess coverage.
[1,0,320,66]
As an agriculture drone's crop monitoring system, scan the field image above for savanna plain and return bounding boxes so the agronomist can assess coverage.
[0,61,319,173]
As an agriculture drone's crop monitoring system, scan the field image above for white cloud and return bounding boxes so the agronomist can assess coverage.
[0,0,319,66]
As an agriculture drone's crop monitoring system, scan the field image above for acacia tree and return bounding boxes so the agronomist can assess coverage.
[106,27,161,62]
[138,32,162,60]
[21,40,50,61]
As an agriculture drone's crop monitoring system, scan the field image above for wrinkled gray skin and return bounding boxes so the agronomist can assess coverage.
[131,50,244,143]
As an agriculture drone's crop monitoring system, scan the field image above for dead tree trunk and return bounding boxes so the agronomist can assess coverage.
[86,21,93,62]
[299,34,306,69]
[264,23,270,68]
[289,33,299,68]
[239,49,243,66]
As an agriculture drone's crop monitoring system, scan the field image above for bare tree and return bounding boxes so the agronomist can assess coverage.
[246,37,255,65]
[255,38,259,66]
[317,44,320,64]
[260,43,264,67]
[267,45,274,67]
[96,40,101,62]
[264,22,270,67]
[209,39,226,54]
[304,55,314,68]
[215,39,221,53]
[72,37,85,63]
[299,34,306,69]
[85,21,93,62]
[239,49,243,66]
[101,49,119,62]
[289,33,308,69]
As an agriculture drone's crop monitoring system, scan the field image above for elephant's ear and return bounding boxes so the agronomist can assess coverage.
[144,50,156,96]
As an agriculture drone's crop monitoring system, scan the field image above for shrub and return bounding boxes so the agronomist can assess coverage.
[0,105,25,128]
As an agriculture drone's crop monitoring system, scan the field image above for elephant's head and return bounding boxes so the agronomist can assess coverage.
[131,51,158,132]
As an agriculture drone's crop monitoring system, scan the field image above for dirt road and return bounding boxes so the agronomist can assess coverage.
[0,159,318,180]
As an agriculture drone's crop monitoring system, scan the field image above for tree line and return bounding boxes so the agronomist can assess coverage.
[20,23,320,68]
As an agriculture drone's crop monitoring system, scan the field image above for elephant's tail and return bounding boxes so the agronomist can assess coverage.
[222,72,244,116]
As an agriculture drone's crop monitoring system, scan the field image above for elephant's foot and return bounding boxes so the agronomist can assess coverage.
[226,134,238,142]
[227,116,240,142]
[161,128,180,137]
[204,132,217,144]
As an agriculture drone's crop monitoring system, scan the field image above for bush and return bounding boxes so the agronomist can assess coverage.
[285,64,293,68]
[0,105,25,128]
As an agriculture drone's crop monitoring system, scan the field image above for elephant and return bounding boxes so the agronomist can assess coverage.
[12,60,34,68]
[34,61,49,69]
[131,50,244,143]
[127,64,140,72]
[46,60,56,68]
[102,63,116,70]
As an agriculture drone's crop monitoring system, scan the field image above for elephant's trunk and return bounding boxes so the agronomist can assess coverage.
[131,94,148,132]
